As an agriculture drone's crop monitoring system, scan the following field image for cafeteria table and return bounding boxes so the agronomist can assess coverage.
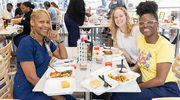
[33,47,141,100]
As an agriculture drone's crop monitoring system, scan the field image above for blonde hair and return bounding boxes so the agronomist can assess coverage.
[30,9,52,44]
[110,7,134,41]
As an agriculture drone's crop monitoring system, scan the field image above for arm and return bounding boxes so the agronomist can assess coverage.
[113,40,133,64]
[139,62,171,88]
[21,62,66,100]
[20,62,39,86]
[130,63,141,73]
[48,30,68,59]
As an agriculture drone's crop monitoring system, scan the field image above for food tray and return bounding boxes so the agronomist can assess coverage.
[43,77,76,96]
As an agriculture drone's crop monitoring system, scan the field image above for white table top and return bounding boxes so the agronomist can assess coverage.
[0,24,23,35]
[33,47,141,94]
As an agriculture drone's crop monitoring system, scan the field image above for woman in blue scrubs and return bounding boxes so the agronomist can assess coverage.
[13,9,76,100]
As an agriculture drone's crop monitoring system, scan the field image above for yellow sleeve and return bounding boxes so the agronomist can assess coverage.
[157,44,174,63]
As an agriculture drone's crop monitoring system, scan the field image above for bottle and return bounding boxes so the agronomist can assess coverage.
[3,20,7,29]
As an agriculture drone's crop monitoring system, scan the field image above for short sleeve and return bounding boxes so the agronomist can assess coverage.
[50,41,57,53]
[157,44,175,63]
[16,39,34,62]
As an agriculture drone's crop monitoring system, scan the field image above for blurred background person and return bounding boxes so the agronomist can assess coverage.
[13,1,35,47]
[15,2,23,18]
[2,3,14,23]
[44,1,57,30]
[64,0,85,47]
[108,0,126,18]
[51,2,61,16]
[96,0,107,15]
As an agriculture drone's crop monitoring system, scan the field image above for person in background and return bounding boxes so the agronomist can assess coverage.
[110,7,141,67]
[44,1,57,30]
[13,9,76,100]
[15,2,23,18]
[12,1,35,47]
[64,0,85,47]
[51,2,61,16]
[2,3,14,23]
[111,1,180,100]
[96,0,107,15]
[108,0,125,14]
[33,2,40,11]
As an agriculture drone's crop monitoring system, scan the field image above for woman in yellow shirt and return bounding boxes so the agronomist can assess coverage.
[111,1,180,100]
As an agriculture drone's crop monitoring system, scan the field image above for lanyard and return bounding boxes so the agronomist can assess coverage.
[45,42,53,57]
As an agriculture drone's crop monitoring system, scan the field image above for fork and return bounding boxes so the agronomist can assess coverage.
[49,65,59,72]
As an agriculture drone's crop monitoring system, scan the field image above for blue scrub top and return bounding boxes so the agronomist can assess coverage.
[13,36,57,100]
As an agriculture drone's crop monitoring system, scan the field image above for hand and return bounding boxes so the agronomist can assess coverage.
[47,30,62,42]
[15,14,20,18]
[123,50,133,64]
[12,18,21,24]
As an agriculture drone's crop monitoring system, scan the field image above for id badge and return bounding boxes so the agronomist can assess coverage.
[113,1,117,4]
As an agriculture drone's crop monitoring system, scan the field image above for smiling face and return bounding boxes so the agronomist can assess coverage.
[114,9,126,28]
[30,12,51,39]
[139,14,158,39]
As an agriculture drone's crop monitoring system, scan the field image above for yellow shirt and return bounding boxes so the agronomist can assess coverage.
[136,34,177,83]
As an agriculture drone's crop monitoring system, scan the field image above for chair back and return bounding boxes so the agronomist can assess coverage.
[132,17,139,24]
[59,13,65,38]
[0,55,12,98]
[172,53,180,84]
[56,15,61,31]
[159,12,165,21]
[0,41,11,72]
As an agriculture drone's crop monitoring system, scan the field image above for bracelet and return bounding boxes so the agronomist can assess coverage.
[57,40,64,44]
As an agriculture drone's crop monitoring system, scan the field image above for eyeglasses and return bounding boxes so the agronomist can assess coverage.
[139,20,157,26]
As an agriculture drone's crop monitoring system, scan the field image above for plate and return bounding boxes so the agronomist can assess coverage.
[103,68,140,85]
[80,77,118,95]
[43,77,76,96]
[46,67,75,78]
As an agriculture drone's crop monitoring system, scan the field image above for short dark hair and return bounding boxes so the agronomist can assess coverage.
[136,1,158,21]
[44,1,50,7]
[7,3,13,7]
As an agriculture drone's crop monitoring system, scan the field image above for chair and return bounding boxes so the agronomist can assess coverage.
[132,17,139,24]
[0,55,12,98]
[0,41,16,95]
[59,13,65,39]
[172,53,180,85]
[56,15,61,31]
[152,97,180,100]
[159,12,165,21]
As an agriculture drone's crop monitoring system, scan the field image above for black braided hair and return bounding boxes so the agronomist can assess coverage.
[136,1,158,21]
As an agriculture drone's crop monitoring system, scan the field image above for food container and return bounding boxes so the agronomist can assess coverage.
[96,56,103,64]
[79,62,87,70]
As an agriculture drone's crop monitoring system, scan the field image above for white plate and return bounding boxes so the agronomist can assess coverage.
[46,67,75,78]
[52,59,76,67]
[80,77,118,95]
[90,66,112,77]
[43,77,76,96]
[103,68,140,85]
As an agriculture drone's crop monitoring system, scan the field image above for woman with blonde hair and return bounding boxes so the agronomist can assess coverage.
[13,9,76,100]
[110,7,141,66]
